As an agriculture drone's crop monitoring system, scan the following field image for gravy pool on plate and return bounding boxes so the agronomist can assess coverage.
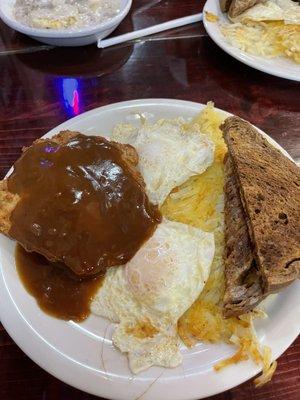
[16,244,103,321]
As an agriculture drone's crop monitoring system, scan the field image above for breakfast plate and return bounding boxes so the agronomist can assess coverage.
[0,99,299,400]
[203,0,300,82]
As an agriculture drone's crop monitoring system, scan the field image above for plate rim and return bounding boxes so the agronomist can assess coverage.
[203,0,300,82]
[0,98,299,400]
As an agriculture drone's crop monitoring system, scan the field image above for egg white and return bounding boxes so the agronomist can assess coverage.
[112,119,214,206]
[91,219,214,373]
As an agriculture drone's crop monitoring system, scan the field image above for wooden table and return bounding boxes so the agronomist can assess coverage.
[0,1,299,399]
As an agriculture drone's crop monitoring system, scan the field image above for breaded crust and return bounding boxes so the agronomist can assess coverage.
[223,154,264,317]
[222,116,300,294]
[0,180,20,235]
[0,130,143,237]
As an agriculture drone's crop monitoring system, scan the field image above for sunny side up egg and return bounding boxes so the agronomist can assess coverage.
[91,219,214,373]
[112,118,214,206]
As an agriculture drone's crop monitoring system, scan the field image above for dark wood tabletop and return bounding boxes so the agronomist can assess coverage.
[0,1,299,399]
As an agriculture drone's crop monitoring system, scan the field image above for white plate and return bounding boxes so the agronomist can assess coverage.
[0,0,132,46]
[203,0,300,81]
[0,99,299,400]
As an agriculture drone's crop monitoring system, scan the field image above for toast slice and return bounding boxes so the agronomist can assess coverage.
[222,116,300,294]
[223,153,264,317]
[220,0,233,13]
[228,0,263,18]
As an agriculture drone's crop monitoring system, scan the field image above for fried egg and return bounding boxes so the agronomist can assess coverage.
[91,219,214,373]
[112,119,214,205]
[232,0,300,25]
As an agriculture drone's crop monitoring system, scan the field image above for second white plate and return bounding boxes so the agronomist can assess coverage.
[203,0,300,81]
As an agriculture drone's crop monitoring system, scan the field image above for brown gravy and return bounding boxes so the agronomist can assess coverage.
[16,244,103,321]
[8,133,161,276]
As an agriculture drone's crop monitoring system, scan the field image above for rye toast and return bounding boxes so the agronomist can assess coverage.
[222,116,300,294]
[228,0,263,18]
[223,153,264,317]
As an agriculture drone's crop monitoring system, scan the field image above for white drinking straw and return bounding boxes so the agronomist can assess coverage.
[97,13,203,48]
